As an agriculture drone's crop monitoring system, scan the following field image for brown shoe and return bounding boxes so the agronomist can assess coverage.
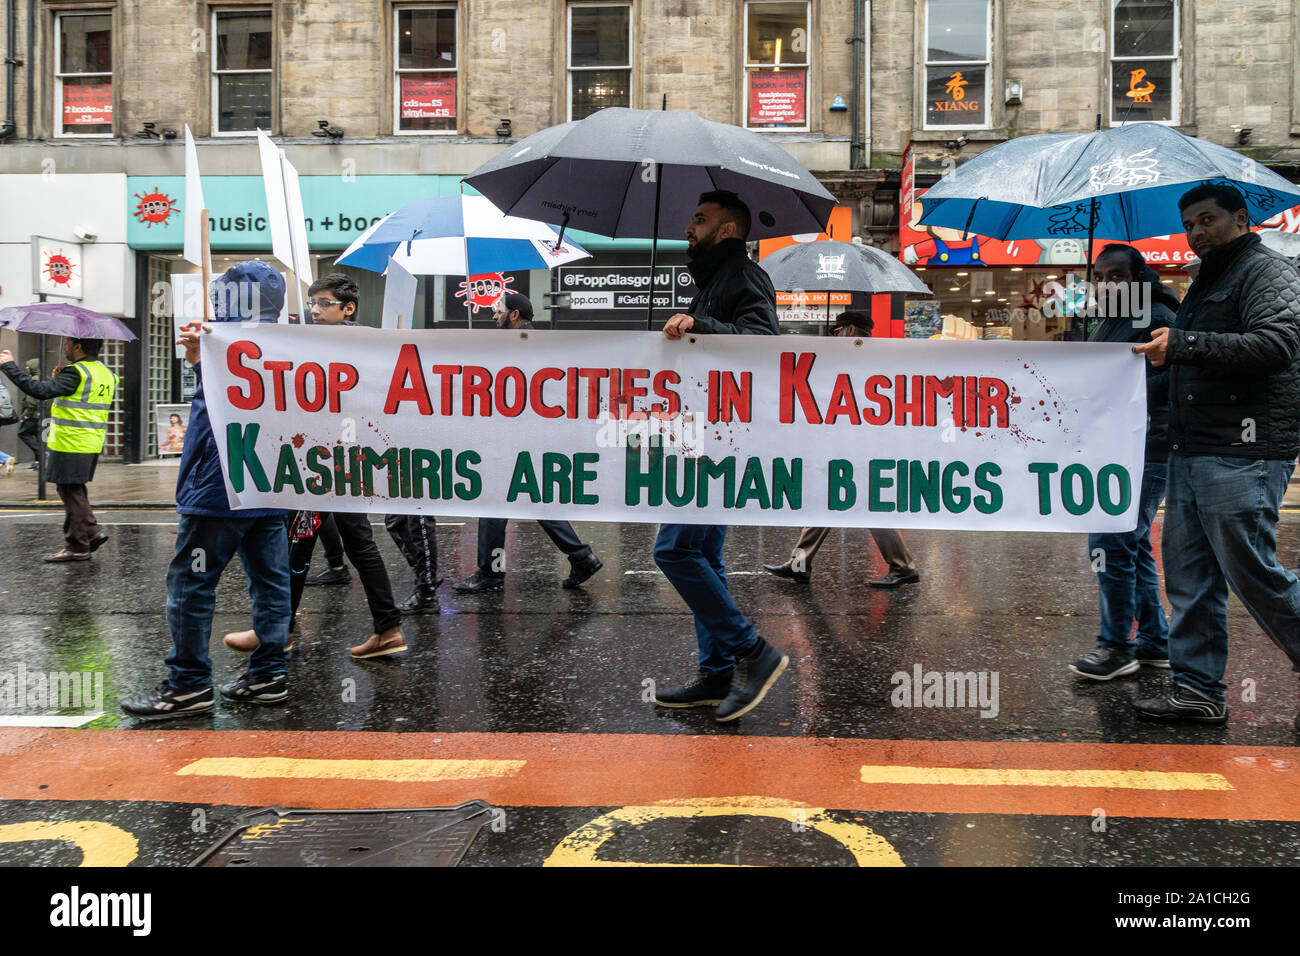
[223,630,296,654]
[44,549,91,563]
[350,626,407,659]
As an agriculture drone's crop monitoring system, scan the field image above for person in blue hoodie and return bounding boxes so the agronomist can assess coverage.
[122,261,292,720]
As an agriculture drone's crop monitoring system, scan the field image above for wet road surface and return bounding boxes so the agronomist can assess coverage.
[1,508,1298,866]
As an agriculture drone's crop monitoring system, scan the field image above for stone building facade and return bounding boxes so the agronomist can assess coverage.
[0,1,1298,459]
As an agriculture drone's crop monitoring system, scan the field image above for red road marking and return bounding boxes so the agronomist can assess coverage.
[0,729,1297,821]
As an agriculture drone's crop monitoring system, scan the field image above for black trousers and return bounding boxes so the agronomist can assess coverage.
[476,518,592,573]
[384,514,439,588]
[288,511,400,634]
[18,419,41,459]
[56,483,100,552]
[318,513,346,568]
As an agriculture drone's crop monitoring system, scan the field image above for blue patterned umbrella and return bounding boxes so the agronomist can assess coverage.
[918,123,1300,241]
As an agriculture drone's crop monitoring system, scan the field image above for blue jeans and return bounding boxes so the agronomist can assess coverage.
[165,514,291,690]
[654,523,757,675]
[1088,461,1169,655]
[1162,453,1300,702]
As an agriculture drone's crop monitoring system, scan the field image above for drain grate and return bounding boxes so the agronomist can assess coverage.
[191,801,496,867]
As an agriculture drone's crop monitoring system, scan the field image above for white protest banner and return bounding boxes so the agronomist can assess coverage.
[199,326,1146,532]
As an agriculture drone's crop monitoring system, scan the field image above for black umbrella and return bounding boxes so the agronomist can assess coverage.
[464,107,836,327]
[759,240,933,334]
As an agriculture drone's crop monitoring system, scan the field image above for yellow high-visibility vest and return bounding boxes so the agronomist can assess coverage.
[48,360,118,455]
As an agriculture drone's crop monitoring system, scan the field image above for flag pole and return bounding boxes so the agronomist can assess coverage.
[201,210,213,324]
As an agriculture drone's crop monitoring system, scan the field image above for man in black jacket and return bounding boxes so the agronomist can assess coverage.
[652,190,789,722]
[1069,246,1175,679]
[1134,183,1300,726]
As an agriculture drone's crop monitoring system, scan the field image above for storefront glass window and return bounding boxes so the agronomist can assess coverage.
[1111,0,1177,124]
[924,0,989,129]
[56,13,113,137]
[395,6,458,134]
[568,4,631,121]
[744,2,810,131]
[213,10,273,134]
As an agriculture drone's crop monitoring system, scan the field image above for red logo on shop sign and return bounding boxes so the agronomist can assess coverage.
[134,188,178,227]
[455,273,515,314]
[43,252,77,286]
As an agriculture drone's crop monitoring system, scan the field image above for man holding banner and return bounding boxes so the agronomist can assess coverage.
[652,191,790,722]
[1134,184,1300,726]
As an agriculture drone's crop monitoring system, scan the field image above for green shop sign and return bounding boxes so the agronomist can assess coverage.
[127,175,463,251]
[126,174,681,253]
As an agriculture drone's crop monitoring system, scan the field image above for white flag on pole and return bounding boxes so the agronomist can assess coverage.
[182,125,206,269]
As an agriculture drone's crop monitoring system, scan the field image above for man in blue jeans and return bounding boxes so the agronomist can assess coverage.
[1134,184,1300,726]
[1070,246,1177,679]
[122,261,292,720]
[652,191,789,722]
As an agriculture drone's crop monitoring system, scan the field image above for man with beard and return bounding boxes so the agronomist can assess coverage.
[652,190,789,722]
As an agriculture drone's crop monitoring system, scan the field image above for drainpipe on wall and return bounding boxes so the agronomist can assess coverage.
[848,0,866,169]
[24,0,32,138]
[0,0,19,141]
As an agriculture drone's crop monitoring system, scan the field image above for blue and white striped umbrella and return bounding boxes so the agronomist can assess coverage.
[336,194,590,275]
[918,123,1300,240]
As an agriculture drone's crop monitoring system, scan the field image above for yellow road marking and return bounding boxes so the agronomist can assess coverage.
[175,756,525,782]
[0,820,138,866]
[544,800,905,867]
[858,765,1232,790]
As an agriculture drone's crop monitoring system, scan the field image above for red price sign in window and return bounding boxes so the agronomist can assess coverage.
[63,83,113,126]
[748,70,805,126]
[400,76,457,119]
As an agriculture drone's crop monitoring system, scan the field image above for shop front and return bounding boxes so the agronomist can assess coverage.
[899,186,1300,341]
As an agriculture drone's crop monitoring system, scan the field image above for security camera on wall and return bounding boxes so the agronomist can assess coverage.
[73,227,98,243]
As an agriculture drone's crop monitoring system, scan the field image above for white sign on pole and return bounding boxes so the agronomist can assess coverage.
[256,130,293,276]
[381,257,419,330]
[282,156,313,284]
[183,124,208,270]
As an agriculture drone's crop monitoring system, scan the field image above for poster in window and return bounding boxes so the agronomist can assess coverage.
[748,70,806,126]
[925,67,986,126]
[63,83,113,126]
[156,404,191,457]
[400,76,456,119]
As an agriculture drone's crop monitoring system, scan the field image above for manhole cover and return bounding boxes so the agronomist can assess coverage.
[191,801,497,867]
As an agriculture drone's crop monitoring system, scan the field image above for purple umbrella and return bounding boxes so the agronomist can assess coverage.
[0,302,136,341]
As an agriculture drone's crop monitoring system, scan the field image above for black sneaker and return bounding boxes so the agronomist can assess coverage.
[715,637,789,722]
[453,569,505,593]
[1134,687,1228,723]
[306,566,350,586]
[1136,649,1171,668]
[120,681,214,721]
[1069,646,1140,680]
[398,586,440,614]
[219,672,288,706]
[563,556,602,589]
[654,671,733,708]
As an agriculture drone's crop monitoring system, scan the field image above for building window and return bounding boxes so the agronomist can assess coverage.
[1110,0,1177,125]
[923,0,990,129]
[212,9,273,135]
[55,12,113,137]
[395,6,457,134]
[568,3,631,121]
[744,2,809,130]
